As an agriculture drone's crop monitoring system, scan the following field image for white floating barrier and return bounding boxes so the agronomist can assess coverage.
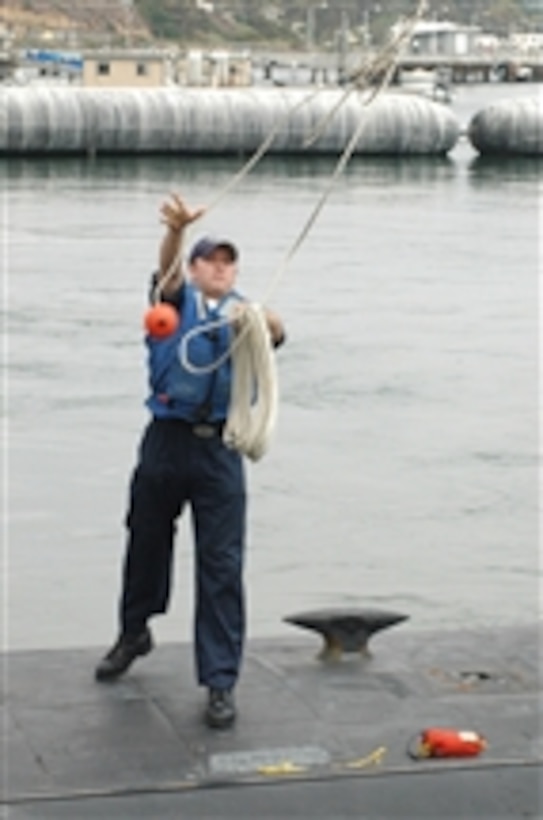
[0,87,460,156]
[468,96,543,156]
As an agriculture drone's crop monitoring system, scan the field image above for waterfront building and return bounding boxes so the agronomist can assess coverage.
[81,47,251,88]
[401,21,482,57]
[82,48,174,87]
[520,0,543,15]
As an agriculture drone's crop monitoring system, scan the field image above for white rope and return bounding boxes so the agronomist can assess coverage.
[153,88,322,304]
[154,1,427,304]
[180,315,232,375]
[260,0,429,307]
[222,303,278,462]
[162,0,428,460]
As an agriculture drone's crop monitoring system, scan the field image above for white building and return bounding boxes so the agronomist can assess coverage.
[520,0,543,14]
[509,32,543,53]
[401,21,482,57]
[83,49,174,87]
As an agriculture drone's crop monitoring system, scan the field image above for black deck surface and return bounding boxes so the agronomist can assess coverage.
[1,623,541,819]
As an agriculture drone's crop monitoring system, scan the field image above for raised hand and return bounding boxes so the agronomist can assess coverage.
[160,192,205,233]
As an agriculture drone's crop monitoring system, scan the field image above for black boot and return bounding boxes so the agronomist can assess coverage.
[205,688,236,729]
[95,628,153,682]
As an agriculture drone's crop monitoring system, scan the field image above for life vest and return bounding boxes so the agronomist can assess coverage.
[145,284,243,421]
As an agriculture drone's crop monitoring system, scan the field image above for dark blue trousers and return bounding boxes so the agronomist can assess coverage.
[120,418,246,690]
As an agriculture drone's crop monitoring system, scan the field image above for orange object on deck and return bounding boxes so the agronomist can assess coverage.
[418,728,487,759]
[143,303,179,338]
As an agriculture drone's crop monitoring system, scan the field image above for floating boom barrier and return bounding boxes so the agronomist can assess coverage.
[0,86,461,157]
[467,96,543,157]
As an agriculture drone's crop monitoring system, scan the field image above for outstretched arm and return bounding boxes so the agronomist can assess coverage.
[157,193,205,299]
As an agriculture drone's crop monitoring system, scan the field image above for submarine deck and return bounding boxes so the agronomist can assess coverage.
[1,623,540,819]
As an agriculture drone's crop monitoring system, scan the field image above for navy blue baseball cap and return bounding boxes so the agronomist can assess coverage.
[188,236,238,264]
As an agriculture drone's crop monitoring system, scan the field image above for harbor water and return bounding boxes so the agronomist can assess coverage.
[2,83,540,652]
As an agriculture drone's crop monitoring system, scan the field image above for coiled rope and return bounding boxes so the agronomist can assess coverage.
[222,303,278,461]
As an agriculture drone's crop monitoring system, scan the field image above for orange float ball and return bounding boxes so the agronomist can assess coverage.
[143,303,179,338]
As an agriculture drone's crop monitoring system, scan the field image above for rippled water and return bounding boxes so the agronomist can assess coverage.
[2,84,541,651]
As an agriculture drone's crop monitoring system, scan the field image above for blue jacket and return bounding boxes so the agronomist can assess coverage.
[145,282,243,421]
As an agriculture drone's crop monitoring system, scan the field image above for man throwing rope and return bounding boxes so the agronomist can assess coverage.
[95,192,285,730]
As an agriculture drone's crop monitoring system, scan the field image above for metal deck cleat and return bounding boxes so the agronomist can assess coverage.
[283,607,409,661]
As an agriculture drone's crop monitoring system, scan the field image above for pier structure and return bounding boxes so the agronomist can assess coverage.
[394,53,543,84]
[3,43,543,90]
[251,50,543,87]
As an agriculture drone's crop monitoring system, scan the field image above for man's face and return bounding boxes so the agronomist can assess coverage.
[189,248,237,299]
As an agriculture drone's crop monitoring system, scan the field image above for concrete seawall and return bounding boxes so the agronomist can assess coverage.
[0,86,461,157]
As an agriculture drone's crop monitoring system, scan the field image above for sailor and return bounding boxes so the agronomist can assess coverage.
[95,192,285,729]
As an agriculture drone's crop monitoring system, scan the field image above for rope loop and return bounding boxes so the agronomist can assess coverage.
[222,303,278,462]
[179,315,233,375]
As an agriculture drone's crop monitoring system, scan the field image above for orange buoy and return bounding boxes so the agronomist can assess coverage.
[143,303,179,338]
[412,728,487,759]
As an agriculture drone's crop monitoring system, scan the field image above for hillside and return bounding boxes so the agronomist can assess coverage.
[0,0,153,46]
[0,0,534,50]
